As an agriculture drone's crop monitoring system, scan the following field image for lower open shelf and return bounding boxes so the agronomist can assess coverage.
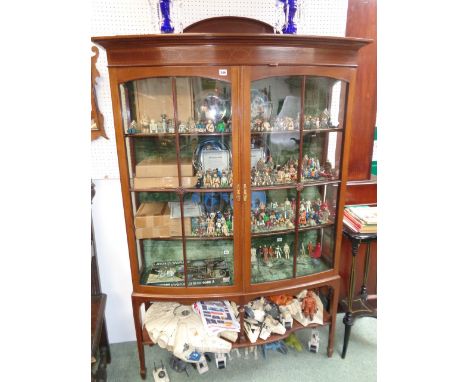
[142,309,330,349]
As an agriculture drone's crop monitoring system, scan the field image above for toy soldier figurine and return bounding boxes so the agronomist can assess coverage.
[301,291,318,320]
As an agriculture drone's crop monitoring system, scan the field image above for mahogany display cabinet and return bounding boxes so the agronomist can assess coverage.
[92,33,370,378]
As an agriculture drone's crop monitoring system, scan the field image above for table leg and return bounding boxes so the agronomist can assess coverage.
[342,240,359,358]
[360,242,372,301]
[131,297,147,379]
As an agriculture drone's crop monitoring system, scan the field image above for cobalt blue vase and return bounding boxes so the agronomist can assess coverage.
[283,0,298,34]
[159,0,174,33]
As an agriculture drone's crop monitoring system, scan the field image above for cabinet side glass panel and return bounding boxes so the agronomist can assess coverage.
[297,226,335,277]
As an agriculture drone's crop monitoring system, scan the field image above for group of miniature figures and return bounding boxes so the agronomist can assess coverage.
[127,115,231,135]
[196,168,233,189]
[251,116,298,132]
[180,117,231,134]
[191,210,233,237]
[251,242,291,266]
[250,197,331,233]
[128,114,175,134]
[251,157,299,186]
[303,108,335,130]
[301,154,334,180]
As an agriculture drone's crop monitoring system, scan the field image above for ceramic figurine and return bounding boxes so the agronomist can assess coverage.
[216,120,226,133]
[141,115,150,133]
[206,119,215,133]
[161,114,167,132]
[149,119,158,133]
[212,172,220,188]
[283,243,290,259]
[128,120,138,134]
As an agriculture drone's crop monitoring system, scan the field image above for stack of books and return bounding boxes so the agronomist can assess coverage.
[343,205,377,233]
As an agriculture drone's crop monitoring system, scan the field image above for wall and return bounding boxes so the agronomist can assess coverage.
[91,0,349,343]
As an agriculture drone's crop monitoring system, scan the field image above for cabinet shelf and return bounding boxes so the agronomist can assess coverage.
[250,127,343,135]
[251,222,335,238]
[136,235,233,241]
[251,179,340,191]
[125,132,232,138]
[131,187,233,193]
[141,309,330,348]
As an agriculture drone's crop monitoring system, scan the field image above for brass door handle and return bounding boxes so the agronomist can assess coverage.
[243,184,247,202]
[236,184,241,201]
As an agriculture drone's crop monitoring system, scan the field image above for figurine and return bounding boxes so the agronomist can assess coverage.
[128,120,138,134]
[307,242,314,258]
[275,245,282,259]
[153,361,170,382]
[141,115,150,133]
[262,245,269,263]
[251,248,257,263]
[161,114,167,132]
[283,243,290,259]
[312,243,321,263]
[308,330,320,353]
[206,119,215,132]
[216,120,226,133]
[214,353,227,369]
[212,172,220,188]
[149,119,158,133]
[178,123,187,133]
[301,291,318,320]
[220,171,229,187]
[284,332,303,352]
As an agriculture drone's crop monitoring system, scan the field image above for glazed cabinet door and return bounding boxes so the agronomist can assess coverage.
[112,67,243,294]
[242,66,351,290]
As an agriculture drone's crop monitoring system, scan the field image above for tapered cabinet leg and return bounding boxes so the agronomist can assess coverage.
[327,280,340,357]
[131,297,146,379]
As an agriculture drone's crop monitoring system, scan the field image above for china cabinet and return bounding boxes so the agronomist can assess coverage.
[92,32,370,378]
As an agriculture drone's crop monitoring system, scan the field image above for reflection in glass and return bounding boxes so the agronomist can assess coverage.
[296,227,335,277]
[304,77,346,130]
[184,192,233,237]
[120,78,175,134]
[251,76,301,132]
[185,240,234,287]
[251,232,295,283]
[176,77,231,133]
[301,132,341,182]
[251,188,296,233]
[299,185,337,228]
[140,239,185,286]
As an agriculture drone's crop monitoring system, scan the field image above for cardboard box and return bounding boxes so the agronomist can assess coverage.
[135,202,191,238]
[135,202,167,228]
[134,176,197,189]
[135,157,193,178]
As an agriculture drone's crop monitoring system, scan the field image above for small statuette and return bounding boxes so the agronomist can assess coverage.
[140,114,149,133]
[149,119,158,133]
[206,119,215,133]
[178,123,187,133]
[128,120,138,134]
[161,114,167,132]
[216,120,226,133]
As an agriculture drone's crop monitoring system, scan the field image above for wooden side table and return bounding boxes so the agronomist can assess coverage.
[340,227,377,359]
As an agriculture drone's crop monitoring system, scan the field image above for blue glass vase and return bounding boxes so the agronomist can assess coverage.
[283,0,298,34]
[159,0,174,33]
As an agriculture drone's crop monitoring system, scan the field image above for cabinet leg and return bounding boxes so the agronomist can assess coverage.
[327,281,340,357]
[131,297,147,379]
[342,312,354,359]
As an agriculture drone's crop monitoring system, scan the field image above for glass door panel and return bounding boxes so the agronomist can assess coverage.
[134,191,185,286]
[249,73,346,285]
[250,232,295,284]
[183,191,234,287]
[296,226,335,277]
[120,73,238,289]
